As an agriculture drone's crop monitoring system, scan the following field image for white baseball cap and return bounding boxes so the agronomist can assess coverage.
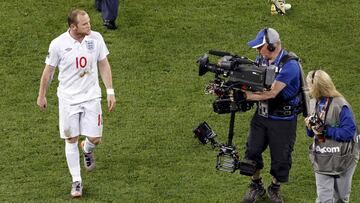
[247,28,280,48]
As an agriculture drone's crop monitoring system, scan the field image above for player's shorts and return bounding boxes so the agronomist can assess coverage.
[59,98,103,139]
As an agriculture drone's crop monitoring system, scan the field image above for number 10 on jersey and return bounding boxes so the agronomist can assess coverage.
[76,57,87,69]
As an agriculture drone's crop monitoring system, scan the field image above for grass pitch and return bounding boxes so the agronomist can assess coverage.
[1,0,359,202]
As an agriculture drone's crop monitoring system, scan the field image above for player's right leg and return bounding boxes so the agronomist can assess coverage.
[59,100,83,197]
[65,137,82,198]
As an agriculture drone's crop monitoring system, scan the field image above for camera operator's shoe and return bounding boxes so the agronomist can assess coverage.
[70,181,82,198]
[80,141,96,172]
[242,179,266,203]
[267,184,284,203]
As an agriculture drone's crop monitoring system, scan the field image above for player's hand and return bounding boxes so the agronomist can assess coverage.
[37,96,47,110]
[107,95,116,112]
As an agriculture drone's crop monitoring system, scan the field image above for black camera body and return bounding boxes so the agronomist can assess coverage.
[198,50,275,114]
[212,90,255,114]
[198,50,276,91]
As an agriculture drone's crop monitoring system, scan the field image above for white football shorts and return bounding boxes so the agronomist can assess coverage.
[59,98,103,139]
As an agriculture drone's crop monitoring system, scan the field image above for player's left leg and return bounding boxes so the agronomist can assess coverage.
[80,137,101,172]
[59,99,83,197]
[80,98,103,172]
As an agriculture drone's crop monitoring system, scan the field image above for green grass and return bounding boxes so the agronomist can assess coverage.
[1,0,360,202]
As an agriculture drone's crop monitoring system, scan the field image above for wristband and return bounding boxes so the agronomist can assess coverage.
[106,88,115,95]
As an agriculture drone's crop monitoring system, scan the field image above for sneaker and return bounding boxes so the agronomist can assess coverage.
[80,141,96,172]
[270,0,286,14]
[70,181,82,198]
[242,180,266,203]
[267,184,284,203]
[284,3,291,10]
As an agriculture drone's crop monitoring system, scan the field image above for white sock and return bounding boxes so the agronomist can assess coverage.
[83,138,96,153]
[65,141,81,183]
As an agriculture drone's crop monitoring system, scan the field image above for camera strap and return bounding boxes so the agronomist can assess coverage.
[315,97,333,125]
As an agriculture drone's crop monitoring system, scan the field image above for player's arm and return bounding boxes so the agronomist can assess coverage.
[37,64,55,110]
[98,57,116,112]
[245,80,286,101]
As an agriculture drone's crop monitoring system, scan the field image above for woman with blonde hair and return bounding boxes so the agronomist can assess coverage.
[305,70,359,203]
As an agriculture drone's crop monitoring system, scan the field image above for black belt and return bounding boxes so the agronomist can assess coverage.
[269,105,296,117]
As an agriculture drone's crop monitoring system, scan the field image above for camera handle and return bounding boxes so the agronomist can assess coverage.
[226,92,242,146]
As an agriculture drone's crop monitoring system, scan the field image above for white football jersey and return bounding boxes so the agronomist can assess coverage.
[45,30,109,104]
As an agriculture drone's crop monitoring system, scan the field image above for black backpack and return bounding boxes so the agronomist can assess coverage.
[278,52,310,117]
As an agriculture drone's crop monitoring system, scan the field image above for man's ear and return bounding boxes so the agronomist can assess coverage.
[69,24,76,30]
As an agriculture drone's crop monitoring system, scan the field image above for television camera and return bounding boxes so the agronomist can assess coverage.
[193,50,276,175]
[197,50,276,114]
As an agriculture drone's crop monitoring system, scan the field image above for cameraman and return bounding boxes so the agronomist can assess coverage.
[241,28,301,203]
[305,70,358,203]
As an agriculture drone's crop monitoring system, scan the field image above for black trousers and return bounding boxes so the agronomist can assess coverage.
[245,113,297,183]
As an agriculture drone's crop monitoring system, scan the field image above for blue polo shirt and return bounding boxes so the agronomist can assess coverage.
[256,49,301,120]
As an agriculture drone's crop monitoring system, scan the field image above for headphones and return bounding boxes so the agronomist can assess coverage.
[311,70,318,84]
[264,28,276,52]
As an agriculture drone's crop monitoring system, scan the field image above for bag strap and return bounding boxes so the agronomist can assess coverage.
[315,97,333,125]
[278,52,299,69]
[279,52,310,117]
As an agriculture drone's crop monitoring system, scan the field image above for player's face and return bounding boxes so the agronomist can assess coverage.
[75,14,91,36]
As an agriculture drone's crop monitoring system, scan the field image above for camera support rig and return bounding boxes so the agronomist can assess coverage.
[194,93,258,176]
[215,109,240,173]
[194,99,257,175]
[193,50,272,175]
[193,90,245,173]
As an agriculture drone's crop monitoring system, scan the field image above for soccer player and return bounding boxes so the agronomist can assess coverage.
[37,9,116,198]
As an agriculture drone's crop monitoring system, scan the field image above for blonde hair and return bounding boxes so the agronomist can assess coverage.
[306,70,342,100]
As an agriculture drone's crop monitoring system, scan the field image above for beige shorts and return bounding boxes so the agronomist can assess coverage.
[59,98,103,139]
